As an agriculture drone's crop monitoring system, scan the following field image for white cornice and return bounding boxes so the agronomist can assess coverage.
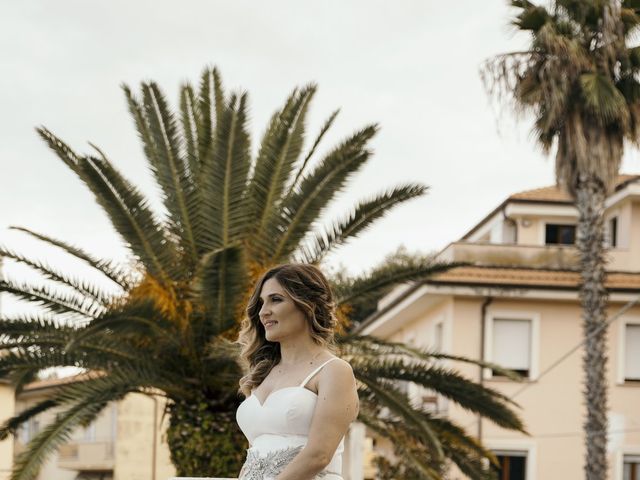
[360,283,640,336]
[505,203,577,218]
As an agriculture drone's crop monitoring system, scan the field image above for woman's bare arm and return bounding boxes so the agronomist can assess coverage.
[275,358,359,480]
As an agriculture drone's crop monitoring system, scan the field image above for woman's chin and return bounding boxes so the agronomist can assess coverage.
[265,331,280,342]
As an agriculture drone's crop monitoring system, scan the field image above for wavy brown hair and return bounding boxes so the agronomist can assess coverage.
[237,263,338,396]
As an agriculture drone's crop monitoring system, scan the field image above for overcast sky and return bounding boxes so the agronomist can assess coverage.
[3,1,640,309]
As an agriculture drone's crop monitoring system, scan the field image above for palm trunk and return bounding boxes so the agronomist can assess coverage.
[166,393,247,477]
[575,176,609,480]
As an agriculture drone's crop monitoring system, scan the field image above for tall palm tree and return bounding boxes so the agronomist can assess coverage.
[483,1,640,478]
[0,67,524,480]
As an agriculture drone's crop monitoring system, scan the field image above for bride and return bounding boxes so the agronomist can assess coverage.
[235,263,360,480]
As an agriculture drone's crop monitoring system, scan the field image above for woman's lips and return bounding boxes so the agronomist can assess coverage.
[264,321,278,328]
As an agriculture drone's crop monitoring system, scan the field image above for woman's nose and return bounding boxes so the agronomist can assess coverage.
[259,303,270,318]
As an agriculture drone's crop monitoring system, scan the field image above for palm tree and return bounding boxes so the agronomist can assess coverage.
[0,66,524,480]
[483,1,640,478]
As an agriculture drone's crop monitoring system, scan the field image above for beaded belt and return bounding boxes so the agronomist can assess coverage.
[238,445,328,480]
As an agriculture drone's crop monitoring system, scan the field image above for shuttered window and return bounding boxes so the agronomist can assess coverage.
[492,318,531,377]
[625,324,640,381]
[624,454,640,480]
[493,451,527,480]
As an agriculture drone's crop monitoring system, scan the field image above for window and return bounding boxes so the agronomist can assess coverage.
[491,318,532,378]
[110,403,118,441]
[83,421,96,442]
[624,454,640,480]
[434,323,443,352]
[545,224,576,245]
[493,452,527,480]
[609,217,618,248]
[18,416,40,444]
[625,324,640,381]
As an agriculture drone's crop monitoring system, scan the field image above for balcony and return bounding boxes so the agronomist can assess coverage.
[57,441,114,472]
[439,242,635,272]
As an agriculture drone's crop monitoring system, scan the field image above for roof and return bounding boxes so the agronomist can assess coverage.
[428,265,640,291]
[355,265,640,333]
[508,174,640,203]
[20,371,100,393]
[462,174,640,240]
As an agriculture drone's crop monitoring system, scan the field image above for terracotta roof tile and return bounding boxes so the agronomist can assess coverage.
[21,371,103,392]
[429,266,640,290]
[509,174,640,203]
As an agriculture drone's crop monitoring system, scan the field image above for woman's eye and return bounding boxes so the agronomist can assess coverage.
[272,297,281,302]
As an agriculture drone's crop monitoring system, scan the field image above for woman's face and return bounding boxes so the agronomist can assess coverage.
[258,277,309,342]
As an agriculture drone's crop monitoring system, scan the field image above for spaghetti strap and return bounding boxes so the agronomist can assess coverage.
[299,357,339,388]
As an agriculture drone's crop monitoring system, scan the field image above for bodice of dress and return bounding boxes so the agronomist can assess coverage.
[235,357,344,477]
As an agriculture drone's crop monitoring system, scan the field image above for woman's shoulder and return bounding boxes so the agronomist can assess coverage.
[320,355,355,380]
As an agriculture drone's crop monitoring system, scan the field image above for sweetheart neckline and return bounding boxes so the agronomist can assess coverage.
[251,385,318,407]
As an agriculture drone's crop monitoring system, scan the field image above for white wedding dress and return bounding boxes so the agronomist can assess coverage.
[235,357,344,480]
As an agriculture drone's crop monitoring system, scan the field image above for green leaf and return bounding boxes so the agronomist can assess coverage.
[271,125,378,261]
[247,85,317,260]
[579,73,629,124]
[297,184,427,263]
[192,245,246,334]
[199,92,252,252]
[140,82,199,264]
[8,226,131,288]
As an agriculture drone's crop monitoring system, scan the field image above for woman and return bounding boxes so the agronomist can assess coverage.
[235,263,360,480]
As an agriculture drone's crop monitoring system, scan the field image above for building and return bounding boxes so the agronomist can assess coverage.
[0,374,175,480]
[0,373,369,480]
[358,175,640,479]
[0,380,15,480]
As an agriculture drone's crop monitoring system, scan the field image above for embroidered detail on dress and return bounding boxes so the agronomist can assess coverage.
[239,445,328,480]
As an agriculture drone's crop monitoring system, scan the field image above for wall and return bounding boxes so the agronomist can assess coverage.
[447,297,640,479]
[114,393,175,480]
[0,384,14,480]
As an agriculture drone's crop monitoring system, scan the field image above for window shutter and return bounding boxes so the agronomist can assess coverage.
[625,324,640,380]
[493,318,531,371]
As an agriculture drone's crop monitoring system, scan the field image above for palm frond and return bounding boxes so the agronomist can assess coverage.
[140,82,199,264]
[197,66,225,164]
[63,299,181,352]
[0,315,146,366]
[199,92,251,252]
[357,372,444,460]
[428,417,499,479]
[270,125,378,261]
[291,108,340,190]
[0,398,59,441]
[356,409,442,480]
[339,334,522,380]
[579,73,630,124]
[8,226,131,289]
[295,184,428,263]
[0,314,76,343]
[247,85,317,260]
[37,127,179,282]
[9,380,132,480]
[333,259,464,306]
[350,356,524,432]
[193,245,246,335]
[0,245,114,305]
[82,154,181,281]
[180,83,202,178]
[0,279,103,319]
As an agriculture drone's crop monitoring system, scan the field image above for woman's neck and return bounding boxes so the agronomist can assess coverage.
[278,336,325,366]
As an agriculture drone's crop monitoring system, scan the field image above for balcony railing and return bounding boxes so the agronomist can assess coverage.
[57,440,114,471]
[439,241,634,271]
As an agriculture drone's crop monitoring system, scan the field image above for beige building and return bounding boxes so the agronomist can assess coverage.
[0,381,15,480]
[0,374,175,480]
[358,175,640,479]
[0,374,368,480]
